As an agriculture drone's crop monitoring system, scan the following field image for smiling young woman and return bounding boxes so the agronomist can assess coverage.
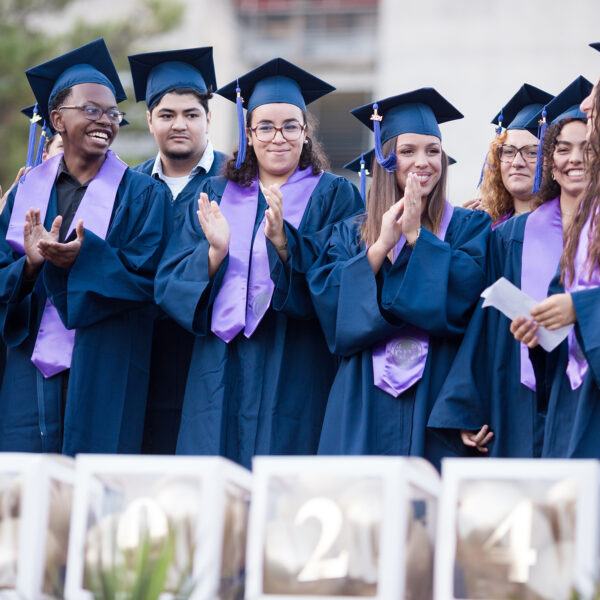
[430,76,593,459]
[154,58,363,468]
[307,88,491,469]
[508,68,600,459]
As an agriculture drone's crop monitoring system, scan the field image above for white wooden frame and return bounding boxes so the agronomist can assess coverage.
[246,455,441,600]
[435,458,600,600]
[64,455,251,600]
[0,453,76,600]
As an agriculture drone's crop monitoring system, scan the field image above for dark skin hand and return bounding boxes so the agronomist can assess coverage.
[37,218,84,269]
[23,208,61,278]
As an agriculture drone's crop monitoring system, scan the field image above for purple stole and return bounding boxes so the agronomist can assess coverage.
[372,201,454,397]
[520,198,563,391]
[564,213,600,390]
[211,167,322,343]
[6,150,127,378]
[492,209,514,230]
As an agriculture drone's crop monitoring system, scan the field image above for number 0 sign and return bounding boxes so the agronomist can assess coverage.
[246,456,441,600]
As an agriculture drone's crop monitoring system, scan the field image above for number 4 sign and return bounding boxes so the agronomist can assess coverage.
[434,459,600,600]
[246,456,441,600]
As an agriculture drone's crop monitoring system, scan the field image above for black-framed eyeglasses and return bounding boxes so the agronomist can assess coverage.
[249,121,306,142]
[497,144,539,163]
[58,104,126,124]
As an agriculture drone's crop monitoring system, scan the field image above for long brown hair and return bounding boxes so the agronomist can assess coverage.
[535,117,586,206]
[561,86,600,285]
[479,129,514,225]
[360,136,448,246]
[223,109,329,186]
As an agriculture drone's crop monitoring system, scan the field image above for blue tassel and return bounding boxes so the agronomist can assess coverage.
[371,103,397,172]
[496,109,504,135]
[25,103,41,170]
[476,151,491,188]
[34,123,47,167]
[359,154,366,204]
[531,107,547,194]
[234,81,246,169]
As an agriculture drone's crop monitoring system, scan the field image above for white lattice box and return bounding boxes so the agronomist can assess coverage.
[435,458,600,600]
[246,455,441,600]
[0,453,75,600]
[64,455,251,600]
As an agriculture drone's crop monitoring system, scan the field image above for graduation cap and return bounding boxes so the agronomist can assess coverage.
[491,83,553,135]
[525,77,592,193]
[217,58,335,168]
[590,42,600,52]
[533,76,592,126]
[25,38,126,128]
[350,88,463,173]
[128,46,216,108]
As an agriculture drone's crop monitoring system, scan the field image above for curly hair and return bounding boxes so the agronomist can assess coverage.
[479,129,515,226]
[561,85,600,285]
[535,117,586,206]
[360,136,449,246]
[223,110,329,186]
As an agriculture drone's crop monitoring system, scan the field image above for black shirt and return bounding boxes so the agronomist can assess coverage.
[55,160,91,242]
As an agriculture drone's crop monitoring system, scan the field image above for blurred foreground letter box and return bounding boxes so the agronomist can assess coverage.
[246,456,440,600]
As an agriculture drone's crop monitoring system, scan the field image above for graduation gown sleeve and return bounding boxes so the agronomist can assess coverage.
[154,176,229,335]
[307,217,400,357]
[269,174,364,321]
[380,208,490,337]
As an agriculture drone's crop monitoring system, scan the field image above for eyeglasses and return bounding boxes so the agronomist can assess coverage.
[58,104,126,124]
[249,121,306,142]
[497,144,539,163]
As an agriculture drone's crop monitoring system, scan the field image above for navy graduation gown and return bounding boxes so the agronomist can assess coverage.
[529,276,600,458]
[134,151,228,454]
[155,172,364,468]
[428,214,546,457]
[307,207,490,469]
[0,168,171,454]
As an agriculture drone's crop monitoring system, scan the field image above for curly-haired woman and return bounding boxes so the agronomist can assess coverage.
[154,58,363,467]
[478,84,553,227]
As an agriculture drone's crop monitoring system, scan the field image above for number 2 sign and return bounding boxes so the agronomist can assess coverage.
[245,456,441,600]
[434,459,600,600]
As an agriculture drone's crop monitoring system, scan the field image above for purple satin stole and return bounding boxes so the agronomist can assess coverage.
[491,209,514,230]
[372,201,454,397]
[211,167,322,343]
[520,198,563,391]
[564,213,600,390]
[7,150,127,378]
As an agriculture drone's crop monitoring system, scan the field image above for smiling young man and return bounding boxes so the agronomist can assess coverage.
[0,39,171,455]
[128,47,228,454]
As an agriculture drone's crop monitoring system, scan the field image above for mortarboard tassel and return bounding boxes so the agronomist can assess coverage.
[25,103,41,171]
[371,103,397,172]
[477,111,503,188]
[359,154,366,204]
[34,122,48,167]
[234,81,247,169]
[531,106,547,194]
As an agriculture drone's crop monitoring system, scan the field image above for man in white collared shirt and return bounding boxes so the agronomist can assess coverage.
[128,47,229,454]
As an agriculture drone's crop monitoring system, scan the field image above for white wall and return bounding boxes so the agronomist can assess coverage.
[377,0,600,204]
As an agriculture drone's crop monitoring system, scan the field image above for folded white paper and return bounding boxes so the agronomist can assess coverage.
[481,277,573,352]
